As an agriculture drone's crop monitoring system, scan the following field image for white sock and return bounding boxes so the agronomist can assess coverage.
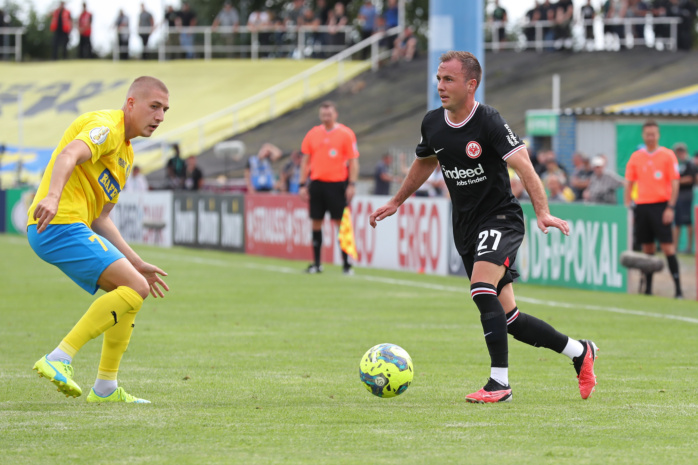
[46,347,72,364]
[93,379,118,397]
[562,338,585,360]
[490,367,509,387]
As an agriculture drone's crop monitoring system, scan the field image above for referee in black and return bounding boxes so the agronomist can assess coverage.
[370,51,598,403]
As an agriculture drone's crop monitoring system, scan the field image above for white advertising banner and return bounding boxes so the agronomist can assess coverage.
[349,195,452,276]
[111,191,173,247]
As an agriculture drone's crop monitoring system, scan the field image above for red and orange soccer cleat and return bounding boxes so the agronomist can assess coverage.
[465,378,512,404]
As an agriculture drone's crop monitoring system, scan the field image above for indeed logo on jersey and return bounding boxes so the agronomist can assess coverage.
[441,164,487,186]
[98,169,121,200]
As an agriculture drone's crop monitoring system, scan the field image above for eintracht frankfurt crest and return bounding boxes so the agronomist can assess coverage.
[466,141,482,159]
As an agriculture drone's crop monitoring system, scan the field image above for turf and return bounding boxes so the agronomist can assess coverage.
[1,233,697,465]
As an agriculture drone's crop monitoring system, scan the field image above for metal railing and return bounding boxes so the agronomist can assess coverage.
[0,27,25,62]
[131,27,400,171]
[486,16,682,52]
[112,24,360,61]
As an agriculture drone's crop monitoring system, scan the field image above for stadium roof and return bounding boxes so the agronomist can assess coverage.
[563,84,698,117]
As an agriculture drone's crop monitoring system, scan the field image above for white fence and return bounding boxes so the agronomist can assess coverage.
[486,16,682,52]
[0,27,25,62]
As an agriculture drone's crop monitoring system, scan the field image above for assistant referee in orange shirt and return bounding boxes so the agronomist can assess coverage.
[624,120,682,298]
[299,101,360,274]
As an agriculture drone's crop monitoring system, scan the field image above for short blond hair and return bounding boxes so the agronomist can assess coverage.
[127,76,169,98]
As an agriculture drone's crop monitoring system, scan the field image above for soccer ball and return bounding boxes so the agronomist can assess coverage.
[359,343,413,398]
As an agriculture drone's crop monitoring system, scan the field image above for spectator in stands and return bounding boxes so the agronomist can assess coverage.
[374,153,399,196]
[78,3,92,59]
[524,1,542,45]
[166,144,185,189]
[213,1,239,58]
[582,156,625,204]
[391,26,417,62]
[624,120,682,298]
[652,0,671,42]
[626,0,650,43]
[301,7,321,57]
[358,0,377,58]
[115,9,130,60]
[673,142,696,253]
[603,0,628,47]
[569,152,593,200]
[415,166,447,197]
[327,2,349,48]
[164,5,179,49]
[138,3,154,59]
[669,0,697,50]
[123,165,149,193]
[248,8,272,56]
[554,0,574,46]
[184,156,203,191]
[509,172,530,201]
[279,150,303,194]
[0,9,6,59]
[383,0,399,30]
[245,143,282,193]
[546,174,573,202]
[178,2,197,59]
[581,0,596,44]
[491,0,508,43]
[50,2,72,60]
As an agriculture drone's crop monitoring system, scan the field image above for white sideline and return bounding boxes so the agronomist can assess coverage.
[149,251,698,325]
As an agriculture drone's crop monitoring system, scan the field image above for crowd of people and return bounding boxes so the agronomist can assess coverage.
[40,0,409,61]
[490,0,697,51]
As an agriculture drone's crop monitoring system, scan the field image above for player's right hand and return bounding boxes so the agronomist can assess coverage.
[299,185,309,202]
[369,203,398,228]
[33,195,60,233]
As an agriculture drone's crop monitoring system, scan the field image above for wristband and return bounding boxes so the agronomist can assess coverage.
[348,182,355,186]
[667,205,675,210]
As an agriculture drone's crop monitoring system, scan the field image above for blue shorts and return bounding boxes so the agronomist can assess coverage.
[27,223,125,295]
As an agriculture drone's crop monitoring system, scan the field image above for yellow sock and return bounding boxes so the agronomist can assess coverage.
[98,307,139,381]
[61,286,144,357]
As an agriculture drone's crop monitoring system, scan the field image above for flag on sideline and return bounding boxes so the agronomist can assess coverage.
[338,207,357,259]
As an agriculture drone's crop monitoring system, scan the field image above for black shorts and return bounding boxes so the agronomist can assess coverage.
[634,202,673,244]
[461,224,523,293]
[309,180,347,221]
[674,193,693,226]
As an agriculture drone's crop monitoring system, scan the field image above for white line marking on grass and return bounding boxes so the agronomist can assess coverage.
[149,251,698,325]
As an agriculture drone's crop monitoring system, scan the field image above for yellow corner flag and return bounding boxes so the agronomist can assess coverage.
[338,206,358,260]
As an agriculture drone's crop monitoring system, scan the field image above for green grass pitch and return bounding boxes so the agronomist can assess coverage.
[1,233,697,464]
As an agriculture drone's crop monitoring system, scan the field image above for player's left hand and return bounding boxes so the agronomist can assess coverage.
[537,213,570,236]
[136,262,170,298]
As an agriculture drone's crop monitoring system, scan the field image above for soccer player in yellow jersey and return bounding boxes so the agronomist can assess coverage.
[27,76,170,404]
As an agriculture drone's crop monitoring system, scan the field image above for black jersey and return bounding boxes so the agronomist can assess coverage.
[415,103,526,254]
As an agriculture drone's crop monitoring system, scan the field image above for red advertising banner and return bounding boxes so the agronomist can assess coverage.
[245,194,335,262]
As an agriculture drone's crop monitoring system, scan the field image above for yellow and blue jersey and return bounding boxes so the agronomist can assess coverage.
[27,109,134,227]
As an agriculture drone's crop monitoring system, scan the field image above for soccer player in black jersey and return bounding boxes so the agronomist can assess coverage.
[369,51,598,403]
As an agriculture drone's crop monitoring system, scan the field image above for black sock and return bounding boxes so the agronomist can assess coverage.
[644,271,653,295]
[312,230,322,267]
[505,307,568,353]
[341,250,349,267]
[470,283,508,368]
[666,254,682,295]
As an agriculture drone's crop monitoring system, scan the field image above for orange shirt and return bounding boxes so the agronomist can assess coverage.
[625,146,679,204]
[301,123,359,182]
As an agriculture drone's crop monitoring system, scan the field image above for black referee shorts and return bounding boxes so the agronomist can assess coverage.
[634,201,673,245]
[309,180,347,221]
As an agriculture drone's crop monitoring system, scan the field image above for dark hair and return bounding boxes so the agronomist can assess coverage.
[319,100,336,110]
[439,51,482,88]
[642,120,659,130]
